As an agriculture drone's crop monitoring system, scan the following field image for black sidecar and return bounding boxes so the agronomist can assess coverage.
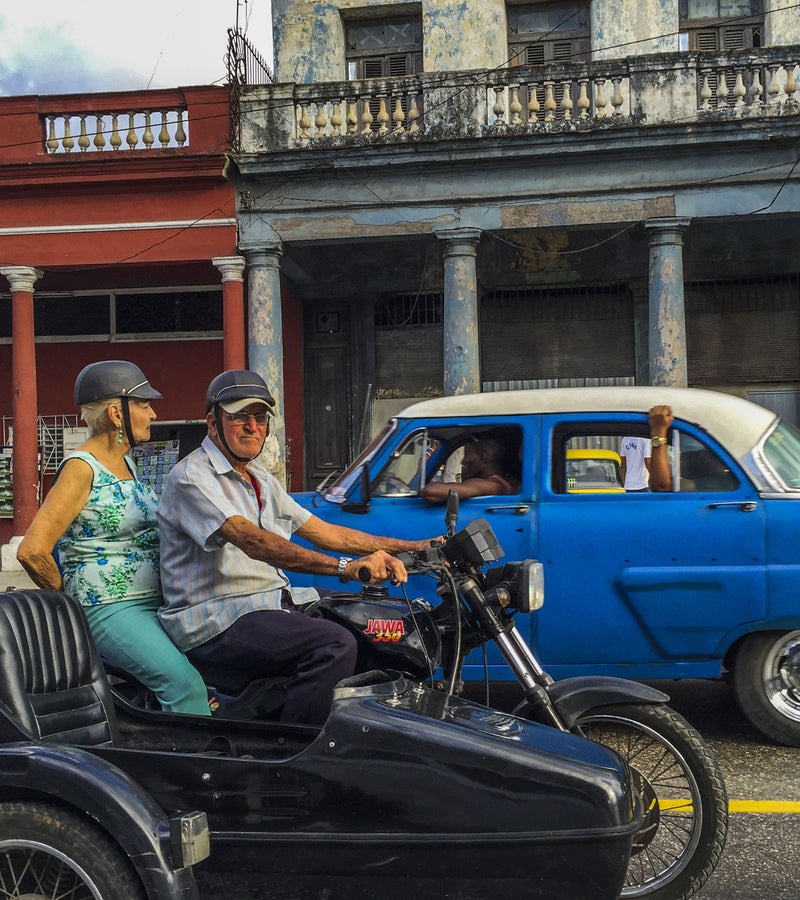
[0,589,640,899]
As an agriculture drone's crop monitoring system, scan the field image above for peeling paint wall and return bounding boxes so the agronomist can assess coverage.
[273,0,348,84]
[592,0,678,61]
[273,0,800,86]
[423,0,507,72]
[766,0,800,46]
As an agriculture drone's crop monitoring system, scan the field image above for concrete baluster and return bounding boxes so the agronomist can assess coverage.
[78,115,90,152]
[110,114,122,150]
[142,111,154,148]
[62,116,74,152]
[159,111,171,147]
[94,115,107,150]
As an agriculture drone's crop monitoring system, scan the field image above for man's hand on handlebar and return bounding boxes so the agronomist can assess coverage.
[345,550,409,586]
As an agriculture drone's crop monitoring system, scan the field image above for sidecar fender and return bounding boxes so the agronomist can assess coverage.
[0,742,208,899]
[536,676,670,729]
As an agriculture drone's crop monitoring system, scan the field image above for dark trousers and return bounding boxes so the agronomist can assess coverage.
[188,609,357,726]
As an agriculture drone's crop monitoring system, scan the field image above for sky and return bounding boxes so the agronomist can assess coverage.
[0,0,272,96]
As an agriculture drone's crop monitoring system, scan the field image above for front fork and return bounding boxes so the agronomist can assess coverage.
[456,576,570,731]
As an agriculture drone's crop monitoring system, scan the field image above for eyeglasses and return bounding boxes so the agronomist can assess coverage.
[223,411,271,429]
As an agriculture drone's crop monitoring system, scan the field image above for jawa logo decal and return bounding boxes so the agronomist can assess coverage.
[364,618,405,643]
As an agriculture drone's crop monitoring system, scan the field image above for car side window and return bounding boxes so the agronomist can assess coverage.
[671,432,739,492]
[373,425,523,497]
[553,423,739,494]
[372,430,430,496]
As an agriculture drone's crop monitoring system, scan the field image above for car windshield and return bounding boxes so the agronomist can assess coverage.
[323,421,397,502]
[762,420,800,490]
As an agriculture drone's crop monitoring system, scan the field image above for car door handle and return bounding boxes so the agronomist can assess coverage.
[706,501,758,511]
[484,505,530,514]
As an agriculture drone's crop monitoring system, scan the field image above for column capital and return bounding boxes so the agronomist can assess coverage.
[212,255,246,283]
[433,226,482,255]
[1,266,43,293]
[643,218,691,244]
[241,245,283,271]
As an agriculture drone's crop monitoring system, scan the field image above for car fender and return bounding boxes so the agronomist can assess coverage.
[537,676,670,729]
[718,616,800,660]
[0,742,201,900]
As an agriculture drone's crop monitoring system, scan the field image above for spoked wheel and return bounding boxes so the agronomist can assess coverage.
[0,801,145,900]
[573,704,728,900]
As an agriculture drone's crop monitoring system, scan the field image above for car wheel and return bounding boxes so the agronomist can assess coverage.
[0,800,146,900]
[732,629,800,746]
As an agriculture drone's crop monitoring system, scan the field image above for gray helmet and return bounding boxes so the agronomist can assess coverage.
[205,370,275,413]
[74,360,162,406]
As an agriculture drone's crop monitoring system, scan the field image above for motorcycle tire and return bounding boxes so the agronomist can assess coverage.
[574,703,728,900]
[0,800,146,900]
[515,701,728,900]
[731,629,800,747]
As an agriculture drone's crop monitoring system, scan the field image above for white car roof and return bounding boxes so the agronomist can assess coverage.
[398,387,778,461]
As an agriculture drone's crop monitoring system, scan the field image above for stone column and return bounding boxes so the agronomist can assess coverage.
[212,255,247,371]
[0,266,42,564]
[435,227,482,396]
[242,245,286,485]
[644,219,691,387]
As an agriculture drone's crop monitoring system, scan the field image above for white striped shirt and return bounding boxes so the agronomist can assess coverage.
[157,436,317,650]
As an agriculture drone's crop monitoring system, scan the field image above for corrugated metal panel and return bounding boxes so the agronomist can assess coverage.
[375,324,443,399]
[687,275,800,383]
[481,286,634,382]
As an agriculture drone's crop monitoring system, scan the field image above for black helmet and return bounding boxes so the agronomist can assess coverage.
[205,370,275,413]
[74,360,162,406]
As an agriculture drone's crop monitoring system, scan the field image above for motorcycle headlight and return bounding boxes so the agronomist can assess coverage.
[483,560,545,614]
[513,560,545,613]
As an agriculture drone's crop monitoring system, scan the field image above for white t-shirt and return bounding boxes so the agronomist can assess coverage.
[620,437,651,490]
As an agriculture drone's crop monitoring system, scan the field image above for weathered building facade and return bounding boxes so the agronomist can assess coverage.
[233,0,800,488]
[0,84,304,558]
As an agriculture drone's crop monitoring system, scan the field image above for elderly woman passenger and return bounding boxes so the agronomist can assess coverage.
[17,360,209,716]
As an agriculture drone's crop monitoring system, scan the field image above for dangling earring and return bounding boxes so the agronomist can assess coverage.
[117,427,124,445]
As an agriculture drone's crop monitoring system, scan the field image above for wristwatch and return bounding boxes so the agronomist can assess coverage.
[337,556,353,583]
[650,436,668,447]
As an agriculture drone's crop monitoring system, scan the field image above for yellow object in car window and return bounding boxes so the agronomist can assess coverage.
[566,449,625,493]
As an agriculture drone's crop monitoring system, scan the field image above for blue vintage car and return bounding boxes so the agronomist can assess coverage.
[292,386,800,746]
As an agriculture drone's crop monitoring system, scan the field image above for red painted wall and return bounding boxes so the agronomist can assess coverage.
[0,86,307,545]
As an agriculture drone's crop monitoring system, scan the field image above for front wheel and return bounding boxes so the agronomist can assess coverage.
[731,629,800,746]
[0,800,146,899]
[574,704,727,900]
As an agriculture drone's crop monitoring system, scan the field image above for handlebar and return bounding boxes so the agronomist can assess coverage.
[353,519,505,585]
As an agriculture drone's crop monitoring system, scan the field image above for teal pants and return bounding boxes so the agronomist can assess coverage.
[85,597,210,716]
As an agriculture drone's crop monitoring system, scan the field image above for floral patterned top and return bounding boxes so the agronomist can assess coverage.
[56,452,161,607]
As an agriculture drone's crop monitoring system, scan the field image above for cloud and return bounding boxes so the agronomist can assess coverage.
[0,24,147,96]
[0,2,272,97]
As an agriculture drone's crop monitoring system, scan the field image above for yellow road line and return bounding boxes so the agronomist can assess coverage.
[729,800,800,814]
[659,799,800,814]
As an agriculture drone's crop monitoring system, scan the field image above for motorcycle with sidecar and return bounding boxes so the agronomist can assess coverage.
[0,574,641,898]
[104,503,728,900]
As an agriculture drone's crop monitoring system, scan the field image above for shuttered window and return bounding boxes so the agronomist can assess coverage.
[345,16,423,80]
[508,2,590,66]
[679,0,763,51]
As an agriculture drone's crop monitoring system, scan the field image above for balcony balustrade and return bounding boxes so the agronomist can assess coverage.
[44,107,189,153]
[238,46,799,153]
[0,87,229,167]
